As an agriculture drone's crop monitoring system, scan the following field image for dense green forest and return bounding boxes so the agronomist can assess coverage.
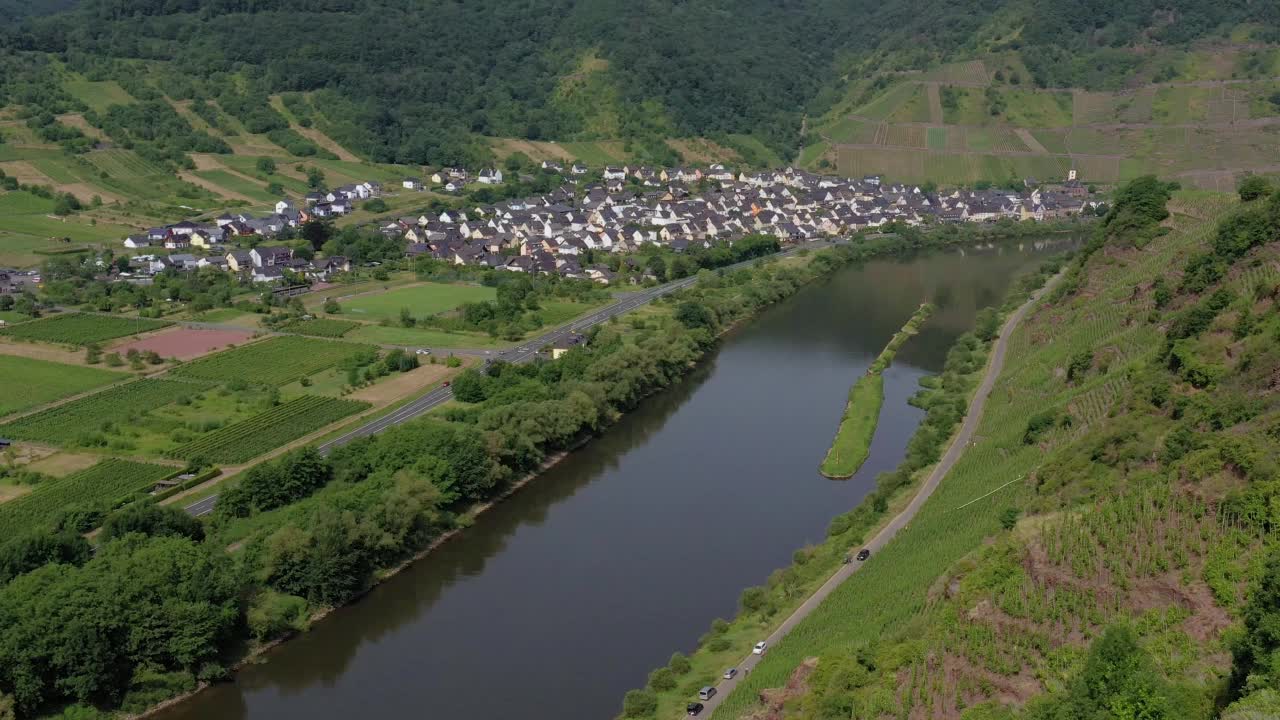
[1,0,1276,166]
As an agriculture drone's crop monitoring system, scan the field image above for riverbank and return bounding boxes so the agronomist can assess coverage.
[629,257,1066,720]
[820,302,934,478]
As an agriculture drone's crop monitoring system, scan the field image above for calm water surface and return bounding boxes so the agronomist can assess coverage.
[158,238,1074,720]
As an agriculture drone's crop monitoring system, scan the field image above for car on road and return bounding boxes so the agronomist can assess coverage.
[698,687,716,701]
[723,667,738,680]
[442,381,451,387]
[686,702,704,716]
[753,641,767,655]
[415,349,431,355]
[856,548,871,561]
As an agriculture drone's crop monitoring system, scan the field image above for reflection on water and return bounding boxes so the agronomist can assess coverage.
[156,235,1077,720]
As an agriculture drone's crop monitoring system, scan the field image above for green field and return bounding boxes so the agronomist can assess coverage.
[193,169,280,202]
[0,312,170,346]
[0,311,32,325]
[280,318,361,337]
[558,141,628,166]
[168,395,368,463]
[171,336,377,386]
[62,79,136,113]
[0,355,125,418]
[346,324,507,349]
[342,282,497,321]
[0,378,211,446]
[819,373,883,478]
[856,82,919,121]
[0,190,136,265]
[0,459,176,537]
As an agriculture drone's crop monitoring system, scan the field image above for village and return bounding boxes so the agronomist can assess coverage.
[2,164,1096,294]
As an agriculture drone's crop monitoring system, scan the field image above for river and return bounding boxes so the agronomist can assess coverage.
[156,236,1075,720]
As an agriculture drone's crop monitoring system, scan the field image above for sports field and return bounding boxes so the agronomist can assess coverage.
[342,282,497,321]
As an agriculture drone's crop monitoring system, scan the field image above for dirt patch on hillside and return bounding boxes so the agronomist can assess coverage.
[0,337,89,365]
[666,138,742,164]
[0,160,57,186]
[113,327,256,360]
[349,362,460,405]
[178,171,256,203]
[56,113,104,140]
[189,153,225,171]
[295,125,360,161]
[1015,128,1049,154]
[26,451,102,477]
[488,138,576,163]
[62,182,123,204]
[747,657,819,720]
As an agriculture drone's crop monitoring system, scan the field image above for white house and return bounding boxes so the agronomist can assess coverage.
[477,169,504,185]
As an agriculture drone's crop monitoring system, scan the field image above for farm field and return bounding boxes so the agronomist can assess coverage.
[192,169,280,203]
[342,282,497,321]
[0,459,176,537]
[62,78,135,113]
[113,327,256,360]
[0,311,32,325]
[712,192,1225,719]
[0,355,125,418]
[168,395,369,463]
[346,324,507,349]
[0,378,211,446]
[170,335,377,386]
[0,312,170,346]
[279,318,361,337]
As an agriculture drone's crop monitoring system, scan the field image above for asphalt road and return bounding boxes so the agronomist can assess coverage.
[691,270,1063,719]
[183,242,828,516]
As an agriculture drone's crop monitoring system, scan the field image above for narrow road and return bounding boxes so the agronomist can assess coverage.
[184,241,833,516]
[697,270,1063,719]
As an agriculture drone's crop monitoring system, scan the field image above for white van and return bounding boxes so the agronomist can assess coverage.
[698,687,717,701]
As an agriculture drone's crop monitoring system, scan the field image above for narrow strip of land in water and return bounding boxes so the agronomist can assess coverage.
[820,302,933,478]
[701,272,1062,719]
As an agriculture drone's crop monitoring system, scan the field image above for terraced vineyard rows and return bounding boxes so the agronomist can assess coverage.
[0,313,169,345]
[0,459,178,537]
[0,378,210,444]
[168,395,369,463]
[280,318,361,337]
[171,335,377,386]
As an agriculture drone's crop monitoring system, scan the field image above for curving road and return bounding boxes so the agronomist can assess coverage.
[184,242,832,516]
[695,270,1063,719]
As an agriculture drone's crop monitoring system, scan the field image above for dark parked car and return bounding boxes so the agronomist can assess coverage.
[856,548,871,561]
[687,702,705,716]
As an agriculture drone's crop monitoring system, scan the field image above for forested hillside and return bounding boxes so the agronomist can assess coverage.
[1,0,1276,167]
[689,179,1280,720]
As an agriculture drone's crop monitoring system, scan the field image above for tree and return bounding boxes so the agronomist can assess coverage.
[256,157,277,175]
[323,298,341,314]
[399,307,416,327]
[306,166,326,190]
[84,343,102,364]
[363,197,388,213]
[1238,175,1273,202]
[0,531,91,584]
[450,369,488,403]
[301,219,333,251]
[1230,546,1280,698]
[647,667,676,691]
[1027,625,1171,720]
[668,652,691,674]
[101,502,205,542]
[999,507,1020,530]
[674,301,714,330]
[622,689,657,717]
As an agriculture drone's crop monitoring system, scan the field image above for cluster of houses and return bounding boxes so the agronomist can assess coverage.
[375,165,1092,283]
[105,165,1094,287]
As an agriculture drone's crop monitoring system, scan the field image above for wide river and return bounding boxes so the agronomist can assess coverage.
[158,236,1075,720]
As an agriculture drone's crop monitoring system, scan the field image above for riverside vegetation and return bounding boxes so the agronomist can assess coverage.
[820,302,935,478]
[0,233,886,719]
[624,259,1063,720]
[678,176,1280,720]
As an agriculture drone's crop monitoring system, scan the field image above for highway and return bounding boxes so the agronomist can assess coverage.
[183,242,826,516]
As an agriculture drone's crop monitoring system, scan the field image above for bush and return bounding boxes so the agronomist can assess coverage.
[621,689,657,718]
[246,590,308,641]
[647,667,676,691]
[1238,175,1272,202]
[668,652,691,675]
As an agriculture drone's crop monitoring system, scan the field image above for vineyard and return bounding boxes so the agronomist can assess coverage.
[168,395,369,463]
[0,355,124,418]
[0,312,169,345]
[0,378,209,445]
[0,459,178,537]
[280,318,361,338]
[712,193,1229,720]
[170,335,377,386]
